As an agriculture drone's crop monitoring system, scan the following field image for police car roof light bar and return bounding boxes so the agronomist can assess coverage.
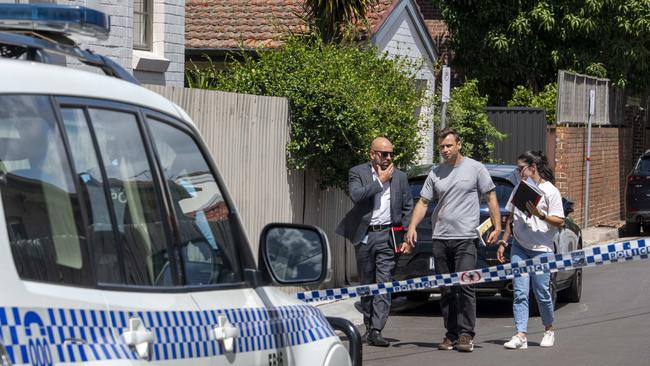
[0,4,138,85]
[0,31,139,85]
[0,4,109,40]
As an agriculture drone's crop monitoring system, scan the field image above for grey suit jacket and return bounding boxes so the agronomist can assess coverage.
[336,162,413,244]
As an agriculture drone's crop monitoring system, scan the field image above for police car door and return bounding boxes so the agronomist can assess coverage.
[57,100,209,365]
[0,94,119,366]
[144,113,286,365]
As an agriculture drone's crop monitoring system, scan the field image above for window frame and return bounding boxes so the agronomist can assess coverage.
[52,96,253,292]
[56,96,182,291]
[141,109,252,291]
[133,0,153,51]
[0,94,95,287]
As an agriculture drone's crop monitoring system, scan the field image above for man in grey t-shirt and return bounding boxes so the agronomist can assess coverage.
[406,128,501,352]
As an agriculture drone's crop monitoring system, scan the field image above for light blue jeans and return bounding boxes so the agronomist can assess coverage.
[511,242,555,333]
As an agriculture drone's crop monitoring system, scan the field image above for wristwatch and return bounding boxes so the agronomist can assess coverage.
[498,240,508,247]
[539,212,547,220]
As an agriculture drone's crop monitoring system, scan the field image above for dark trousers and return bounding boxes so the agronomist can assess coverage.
[355,231,395,331]
[432,239,477,340]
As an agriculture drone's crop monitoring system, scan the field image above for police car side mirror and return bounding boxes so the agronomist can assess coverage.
[259,223,331,285]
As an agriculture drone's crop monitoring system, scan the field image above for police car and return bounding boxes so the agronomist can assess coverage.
[0,4,357,366]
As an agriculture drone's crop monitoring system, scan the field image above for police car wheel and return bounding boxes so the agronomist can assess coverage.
[560,268,582,303]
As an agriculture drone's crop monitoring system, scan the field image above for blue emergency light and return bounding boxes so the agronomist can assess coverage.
[0,4,110,40]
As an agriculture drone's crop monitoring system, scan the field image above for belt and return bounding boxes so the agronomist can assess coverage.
[367,224,392,232]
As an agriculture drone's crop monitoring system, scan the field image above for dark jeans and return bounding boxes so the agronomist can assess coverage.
[355,231,395,331]
[432,238,477,340]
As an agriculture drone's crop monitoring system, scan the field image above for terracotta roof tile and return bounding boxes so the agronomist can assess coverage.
[186,0,399,50]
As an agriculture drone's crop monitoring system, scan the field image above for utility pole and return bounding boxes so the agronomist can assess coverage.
[583,89,595,228]
[440,65,450,162]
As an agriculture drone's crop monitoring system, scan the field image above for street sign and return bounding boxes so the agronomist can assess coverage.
[441,66,450,103]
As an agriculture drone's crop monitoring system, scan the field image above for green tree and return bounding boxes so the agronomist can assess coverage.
[508,83,557,124]
[189,36,426,190]
[436,0,650,104]
[435,80,506,162]
[303,0,378,43]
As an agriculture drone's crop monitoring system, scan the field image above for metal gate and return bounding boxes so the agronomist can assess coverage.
[486,107,547,164]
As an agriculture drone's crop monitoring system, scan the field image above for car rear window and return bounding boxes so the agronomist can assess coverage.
[638,157,650,172]
[410,177,427,200]
[481,179,514,204]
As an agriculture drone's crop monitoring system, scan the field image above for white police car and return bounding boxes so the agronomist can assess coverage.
[0,4,357,366]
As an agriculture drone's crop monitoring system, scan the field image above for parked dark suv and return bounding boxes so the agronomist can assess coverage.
[395,164,583,309]
[625,150,650,235]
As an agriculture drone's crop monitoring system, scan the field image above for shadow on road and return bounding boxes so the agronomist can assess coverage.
[391,295,571,319]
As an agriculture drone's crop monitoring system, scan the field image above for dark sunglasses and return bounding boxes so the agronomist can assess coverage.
[374,150,395,158]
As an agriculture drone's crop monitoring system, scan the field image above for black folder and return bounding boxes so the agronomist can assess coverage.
[511,179,543,217]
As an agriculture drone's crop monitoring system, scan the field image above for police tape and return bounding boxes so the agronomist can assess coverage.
[295,238,649,302]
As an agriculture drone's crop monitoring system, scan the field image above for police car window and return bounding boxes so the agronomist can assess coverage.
[60,108,121,284]
[0,95,91,285]
[148,118,242,285]
[88,109,172,287]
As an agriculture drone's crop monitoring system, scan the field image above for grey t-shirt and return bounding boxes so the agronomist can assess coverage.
[420,157,495,239]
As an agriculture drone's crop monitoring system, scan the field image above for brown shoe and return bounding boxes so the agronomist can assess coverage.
[437,337,457,350]
[457,334,474,352]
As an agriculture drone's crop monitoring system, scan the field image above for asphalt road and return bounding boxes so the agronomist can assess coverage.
[360,259,650,366]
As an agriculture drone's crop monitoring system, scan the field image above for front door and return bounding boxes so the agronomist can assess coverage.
[144,115,276,365]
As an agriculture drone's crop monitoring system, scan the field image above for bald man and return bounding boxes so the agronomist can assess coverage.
[336,137,413,347]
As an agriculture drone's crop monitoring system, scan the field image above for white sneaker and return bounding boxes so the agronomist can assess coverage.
[504,335,528,349]
[540,330,555,347]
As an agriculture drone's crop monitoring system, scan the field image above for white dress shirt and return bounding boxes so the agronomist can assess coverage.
[369,165,391,225]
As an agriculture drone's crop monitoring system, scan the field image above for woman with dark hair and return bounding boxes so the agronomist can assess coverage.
[497,150,565,349]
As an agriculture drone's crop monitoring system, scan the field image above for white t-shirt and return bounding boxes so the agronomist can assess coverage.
[505,180,565,252]
[420,157,495,239]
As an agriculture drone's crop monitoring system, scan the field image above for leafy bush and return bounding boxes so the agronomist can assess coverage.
[434,79,505,162]
[508,83,557,124]
[188,36,427,190]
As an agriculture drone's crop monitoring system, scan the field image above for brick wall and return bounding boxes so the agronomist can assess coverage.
[554,105,647,227]
[415,0,451,59]
[555,127,623,227]
[414,0,464,86]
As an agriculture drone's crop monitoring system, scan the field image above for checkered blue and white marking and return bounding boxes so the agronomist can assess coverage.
[296,238,649,302]
[0,304,335,365]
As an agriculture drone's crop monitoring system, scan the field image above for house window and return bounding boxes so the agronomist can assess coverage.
[133,0,152,50]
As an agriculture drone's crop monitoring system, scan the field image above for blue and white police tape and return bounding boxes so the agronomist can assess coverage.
[295,238,649,302]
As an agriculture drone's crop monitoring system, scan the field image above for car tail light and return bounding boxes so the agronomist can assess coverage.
[628,175,642,182]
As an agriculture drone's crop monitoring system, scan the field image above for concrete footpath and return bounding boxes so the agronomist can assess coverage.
[315,226,622,326]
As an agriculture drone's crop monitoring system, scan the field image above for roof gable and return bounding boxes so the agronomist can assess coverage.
[371,0,438,65]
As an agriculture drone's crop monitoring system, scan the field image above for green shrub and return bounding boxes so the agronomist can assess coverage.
[508,83,557,124]
[434,79,505,162]
[189,36,427,190]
